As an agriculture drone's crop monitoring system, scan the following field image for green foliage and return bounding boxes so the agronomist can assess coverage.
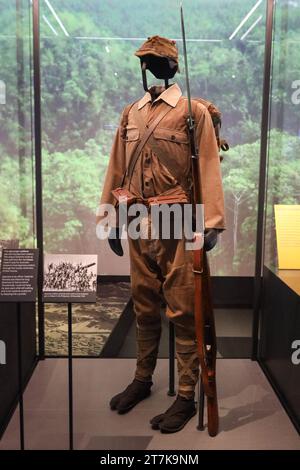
[221,130,300,274]
[42,139,105,252]
[0,156,34,246]
[0,0,300,275]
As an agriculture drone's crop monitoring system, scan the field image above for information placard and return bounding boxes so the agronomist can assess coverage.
[0,249,39,302]
[0,239,19,269]
[43,254,98,303]
[275,205,300,269]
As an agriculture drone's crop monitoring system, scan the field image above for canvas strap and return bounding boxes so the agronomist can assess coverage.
[131,102,191,192]
[121,102,173,187]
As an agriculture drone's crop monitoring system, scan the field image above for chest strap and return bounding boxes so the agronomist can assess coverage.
[131,100,191,192]
[121,102,173,187]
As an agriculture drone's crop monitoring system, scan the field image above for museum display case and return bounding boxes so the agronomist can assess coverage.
[0,0,37,437]
[35,0,267,359]
[259,0,300,432]
[0,0,299,451]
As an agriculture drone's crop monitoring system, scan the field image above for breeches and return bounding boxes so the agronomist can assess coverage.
[128,233,199,399]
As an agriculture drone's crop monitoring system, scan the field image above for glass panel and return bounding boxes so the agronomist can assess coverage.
[264,0,300,294]
[39,0,266,275]
[259,1,300,430]
[39,0,266,357]
[0,0,44,450]
[0,0,35,249]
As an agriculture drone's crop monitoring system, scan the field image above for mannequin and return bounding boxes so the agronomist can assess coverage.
[98,35,225,433]
[108,55,219,257]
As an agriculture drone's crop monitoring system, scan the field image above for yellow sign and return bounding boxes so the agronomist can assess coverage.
[274,205,300,269]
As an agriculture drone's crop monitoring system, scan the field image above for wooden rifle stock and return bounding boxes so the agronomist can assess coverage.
[188,122,219,437]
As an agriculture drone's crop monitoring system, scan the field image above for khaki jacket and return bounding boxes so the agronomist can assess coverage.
[99,83,225,230]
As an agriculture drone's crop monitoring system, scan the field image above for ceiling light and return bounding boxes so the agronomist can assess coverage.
[43,15,58,36]
[241,15,262,41]
[229,0,262,40]
[45,0,69,37]
[74,36,222,43]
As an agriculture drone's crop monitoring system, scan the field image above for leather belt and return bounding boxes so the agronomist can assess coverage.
[112,187,190,207]
[137,194,189,206]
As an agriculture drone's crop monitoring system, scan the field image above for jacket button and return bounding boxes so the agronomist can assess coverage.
[171,135,176,140]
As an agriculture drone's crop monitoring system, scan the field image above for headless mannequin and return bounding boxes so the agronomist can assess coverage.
[108,57,219,256]
[141,61,170,93]
[107,40,224,433]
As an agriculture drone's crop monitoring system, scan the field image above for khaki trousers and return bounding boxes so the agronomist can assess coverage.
[128,220,199,399]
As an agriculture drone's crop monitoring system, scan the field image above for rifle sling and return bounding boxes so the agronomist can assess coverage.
[194,250,217,398]
[128,102,190,191]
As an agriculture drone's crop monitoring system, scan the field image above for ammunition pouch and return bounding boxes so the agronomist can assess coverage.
[111,187,136,206]
[111,187,190,208]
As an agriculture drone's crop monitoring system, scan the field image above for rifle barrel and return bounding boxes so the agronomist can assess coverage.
[81,262,96,269]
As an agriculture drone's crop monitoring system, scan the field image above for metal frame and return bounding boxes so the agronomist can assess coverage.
[16,302,25,450]
[8,0,299,445]
[16,0,27,219]
[32,0,45,358]
[252,0,275,360]
[67,303,74,450]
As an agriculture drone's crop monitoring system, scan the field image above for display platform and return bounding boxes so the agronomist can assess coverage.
[0,358,299,450]
[259,266,300,433]
[117,308,253,359]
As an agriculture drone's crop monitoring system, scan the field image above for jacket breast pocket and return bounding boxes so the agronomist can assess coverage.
[153,128,189,144]
[153,128,190,176]
[125,126,140,142]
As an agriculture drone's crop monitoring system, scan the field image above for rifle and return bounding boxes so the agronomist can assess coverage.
[80,262,96,270]
[180,5,219,437]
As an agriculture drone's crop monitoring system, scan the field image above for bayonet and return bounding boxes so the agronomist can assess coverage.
[180,4,194,132]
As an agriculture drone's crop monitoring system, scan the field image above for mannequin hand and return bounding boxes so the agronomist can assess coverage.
[108,227,124,257]
[204,228,219,252]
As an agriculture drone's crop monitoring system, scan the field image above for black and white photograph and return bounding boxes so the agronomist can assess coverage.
[43,254,97,303]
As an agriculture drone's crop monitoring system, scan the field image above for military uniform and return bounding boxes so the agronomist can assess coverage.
[99,82,225,400]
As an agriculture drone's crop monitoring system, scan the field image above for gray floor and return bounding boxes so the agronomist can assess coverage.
[0,358,299,450]
[119,309,253,358]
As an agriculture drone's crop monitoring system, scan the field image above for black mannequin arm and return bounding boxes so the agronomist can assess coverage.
[108,227,124,257]
[204,228,219,252]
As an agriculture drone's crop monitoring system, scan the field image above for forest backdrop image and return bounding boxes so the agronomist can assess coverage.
[0,0,300,276]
